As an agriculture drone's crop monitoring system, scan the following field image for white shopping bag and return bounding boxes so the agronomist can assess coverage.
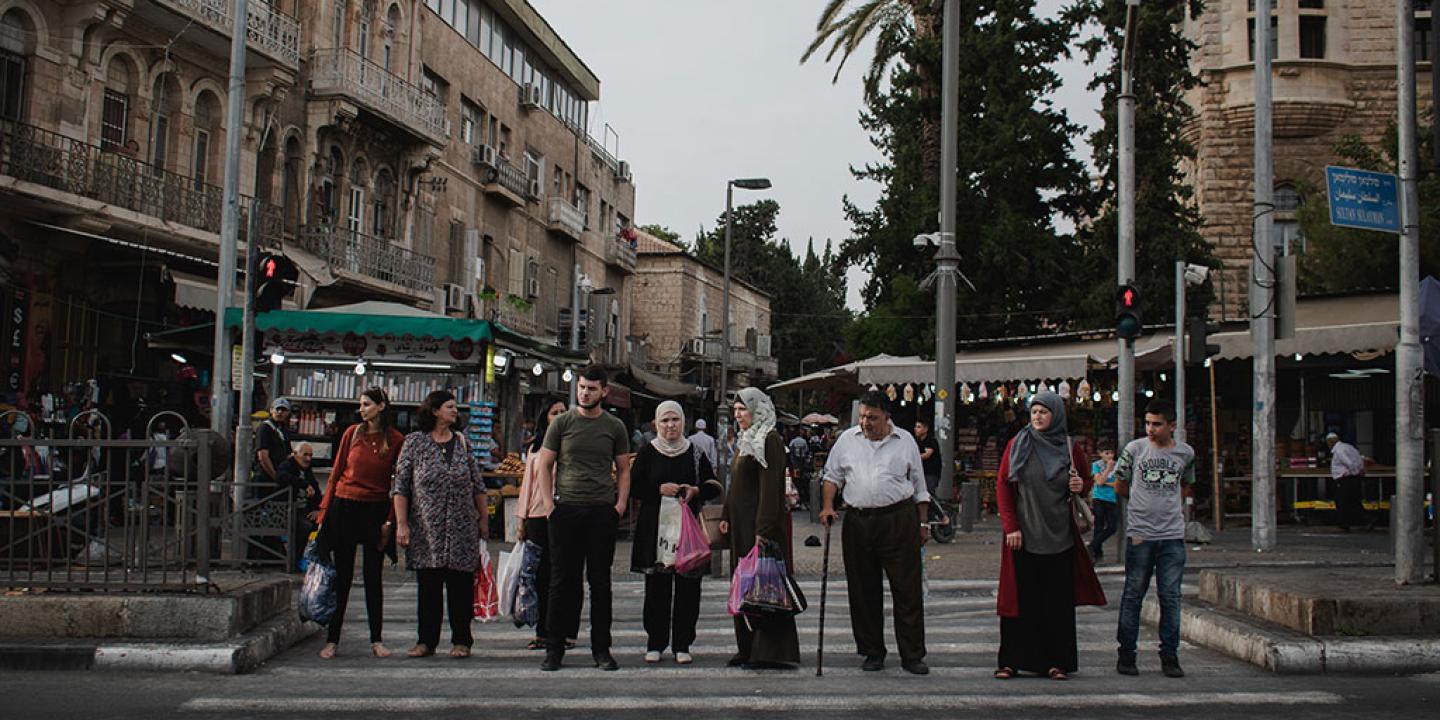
[496,547,523,617]
[655,496,683,568]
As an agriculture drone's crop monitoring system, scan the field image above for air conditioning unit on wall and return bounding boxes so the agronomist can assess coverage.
[520,83,543,110]
[527,179,541,200]
[472,144,497,168]
[442,283,467,314]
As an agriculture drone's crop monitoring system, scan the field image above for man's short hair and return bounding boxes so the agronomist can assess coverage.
[858,389,890,415]
[1145,399,1177,423]
[1097,438,1115,453]
[579,364,608,386]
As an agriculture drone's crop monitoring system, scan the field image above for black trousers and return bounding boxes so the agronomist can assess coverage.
[324,499,388,644]
[1089,500,1119,557]
[523,517,552,640]
[416,568,474,648]
[841,499,926,662]
[999,547,1077,673]
[1335,475,1365,529]
[546,503,618,652]
[643,572,702,652]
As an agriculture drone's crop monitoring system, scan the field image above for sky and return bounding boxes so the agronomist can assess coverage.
[530,0,1107,311]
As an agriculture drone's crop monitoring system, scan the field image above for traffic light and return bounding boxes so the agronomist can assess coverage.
[557,307,589,349]
[1185,316,1222,365]
[254,253,297,313]
[1115,284,1142,341]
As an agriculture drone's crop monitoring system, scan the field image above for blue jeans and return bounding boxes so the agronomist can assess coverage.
[1116,538,1186,656]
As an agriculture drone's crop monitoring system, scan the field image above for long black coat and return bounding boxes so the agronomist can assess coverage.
[723,430,799,665]
[629,443,720,572]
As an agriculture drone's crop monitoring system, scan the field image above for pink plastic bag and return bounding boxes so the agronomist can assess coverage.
[473,541,499,622]
[674,503,712,575]
[726,543,761,616]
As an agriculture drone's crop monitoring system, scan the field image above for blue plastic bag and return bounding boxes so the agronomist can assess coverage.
[511,540,543,628]
[298,539,337,625]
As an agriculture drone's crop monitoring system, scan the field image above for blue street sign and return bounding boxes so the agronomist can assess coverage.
[1325,165,1400,233]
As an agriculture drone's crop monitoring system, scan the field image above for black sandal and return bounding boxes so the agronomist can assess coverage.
[994,667,1016,679]
[526,638,546,650]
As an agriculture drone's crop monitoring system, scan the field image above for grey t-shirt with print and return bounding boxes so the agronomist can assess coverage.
[1115,438,1196,541]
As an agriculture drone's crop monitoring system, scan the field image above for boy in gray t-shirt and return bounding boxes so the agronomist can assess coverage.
[1114,400,1195,680]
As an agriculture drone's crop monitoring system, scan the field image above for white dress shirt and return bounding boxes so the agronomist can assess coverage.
[1330,441,1365,479]
[822,424,931,509]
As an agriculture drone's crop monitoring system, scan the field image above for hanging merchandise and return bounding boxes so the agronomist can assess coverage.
[885,384,898,403]
[1077,378,1091,399]
[902,384,915,406]
[978,382,989,399]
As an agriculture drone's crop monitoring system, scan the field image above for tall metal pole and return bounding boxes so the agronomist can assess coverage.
[232,199,262,511]
[569,262,581,406]
[1396,0,1426,584]
[209,0,249,435]
[1251,0,1277,552]
[719,182,734,486]
[1117,1,1138,452]
[936,0,960,520]
[1174,261,1186,444]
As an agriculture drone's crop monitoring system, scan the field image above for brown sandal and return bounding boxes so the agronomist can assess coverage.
[994,667,1016,679]
[1048,667,1070,680]
[450,645,471,658]
[407,644,434,658]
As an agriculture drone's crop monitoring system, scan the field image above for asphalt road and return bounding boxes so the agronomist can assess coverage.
[3,569,1436,720]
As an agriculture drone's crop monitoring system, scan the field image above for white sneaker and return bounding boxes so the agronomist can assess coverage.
[644,651,661,664]
[675,652,693,665]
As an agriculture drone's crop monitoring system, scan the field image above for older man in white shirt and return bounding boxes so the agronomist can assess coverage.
[1327,432,1367,531]
[819,390,930,675]
[687,418,717,469]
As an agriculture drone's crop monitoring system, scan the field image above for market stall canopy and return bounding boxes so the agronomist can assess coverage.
[767,356,876,394]
[491,323,589,365]
[1210,293,1397,360]
[627,361,704,399]
[801,412,839,425]
[855,347,1106,385]
[223,301,494,342]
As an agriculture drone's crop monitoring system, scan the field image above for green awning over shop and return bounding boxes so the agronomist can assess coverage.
[223,304,494,342]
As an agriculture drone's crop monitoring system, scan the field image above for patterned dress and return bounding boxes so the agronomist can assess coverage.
[392,431,486,573]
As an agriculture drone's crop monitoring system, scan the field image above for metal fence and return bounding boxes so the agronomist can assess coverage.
[296,224,437,293]
[0,413,297,593]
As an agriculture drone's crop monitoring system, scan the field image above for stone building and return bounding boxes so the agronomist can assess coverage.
[630,228,776,411]
[1182,0,1434,318]
[0,0,636,424]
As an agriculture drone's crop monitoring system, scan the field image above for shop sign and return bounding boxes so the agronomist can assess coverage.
[267,329,481,365]
[1325,166,1400,233]
[5,288,28,394]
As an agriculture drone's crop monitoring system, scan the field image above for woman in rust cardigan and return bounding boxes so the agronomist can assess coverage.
[316,387,406,659]
[994,391,1106,680]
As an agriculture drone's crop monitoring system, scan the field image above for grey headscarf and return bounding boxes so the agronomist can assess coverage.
[1006,391,1070,483]
[735,387,777,468]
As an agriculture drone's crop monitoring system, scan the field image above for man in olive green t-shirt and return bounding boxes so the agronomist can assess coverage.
[532,365,631,671]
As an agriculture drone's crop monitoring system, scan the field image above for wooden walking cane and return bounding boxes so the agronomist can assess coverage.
[816,520,833,677]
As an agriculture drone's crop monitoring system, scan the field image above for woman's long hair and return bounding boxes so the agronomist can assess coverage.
[529,399,566,454]
[361,386,394,454]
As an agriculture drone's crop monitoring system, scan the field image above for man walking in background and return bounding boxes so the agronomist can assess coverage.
[1327,432,1367,532]
[689,418,717,469]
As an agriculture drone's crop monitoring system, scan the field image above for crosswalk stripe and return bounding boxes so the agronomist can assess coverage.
[181,691,1343,713]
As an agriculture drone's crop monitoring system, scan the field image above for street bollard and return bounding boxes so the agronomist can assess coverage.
[1430,430,1439,583]
[961,482,979,533]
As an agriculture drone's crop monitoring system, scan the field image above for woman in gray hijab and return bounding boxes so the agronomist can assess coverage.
[993,391,1105,680]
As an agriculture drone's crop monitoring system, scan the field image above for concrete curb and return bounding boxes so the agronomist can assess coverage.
[1,614,321,674]
[1141,597,1440,674]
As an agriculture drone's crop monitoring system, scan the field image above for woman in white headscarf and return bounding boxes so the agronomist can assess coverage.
[718,387,800,669]
[629,401,721,665]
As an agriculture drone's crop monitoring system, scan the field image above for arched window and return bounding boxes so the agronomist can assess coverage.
[101,56,136,151]
[282,136,302,235]
[0,9,33,122]
[371,168,394,237]
[191,91,220,189]
[347,157,368,236]
[1274,183,1302,212]
[149,73,180,175]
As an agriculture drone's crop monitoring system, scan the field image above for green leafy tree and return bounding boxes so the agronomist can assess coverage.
[639,223,687,252]
[1066,0,1215,327]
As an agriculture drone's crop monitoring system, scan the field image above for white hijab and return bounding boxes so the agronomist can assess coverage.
[735,387,777,468]
[650,401,691,458]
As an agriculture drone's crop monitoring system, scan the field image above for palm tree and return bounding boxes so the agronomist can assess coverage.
[800,0,943,178]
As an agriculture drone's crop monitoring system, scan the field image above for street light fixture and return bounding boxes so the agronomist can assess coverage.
[720,176,772,487]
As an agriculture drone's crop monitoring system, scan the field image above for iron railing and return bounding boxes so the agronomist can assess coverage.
[0,120,281,242]
[485,157,530,200]
[588,135,620,173]
[309,48,447,146]
[296,224,437,294]
[153,0,301,68]
[547,197,585,239]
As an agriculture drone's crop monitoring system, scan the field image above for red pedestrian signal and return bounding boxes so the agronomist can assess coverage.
[1115,284,1142,341]
[253,253,297,313]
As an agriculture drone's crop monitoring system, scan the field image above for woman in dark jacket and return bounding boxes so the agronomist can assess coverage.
[630,401,721,665]
[719,387,799,669]
[994,391,1106,680]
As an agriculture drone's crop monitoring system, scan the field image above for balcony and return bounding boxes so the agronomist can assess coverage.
[149,0,300,70]
[604,235,637,275]
[0,119,280,243]
[296,224,436,295]
[481,158,530,207]
[546,197,584,241]
[308,48,447,147]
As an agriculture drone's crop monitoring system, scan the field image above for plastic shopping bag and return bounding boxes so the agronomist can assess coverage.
[739,539,807,617]
[512,539,543,628]
[655,496,683,568]
[674,502,712,575]
[496,547,523,617]
[727,543,761,616]
[473,540,500,622]
[298,539,337,625]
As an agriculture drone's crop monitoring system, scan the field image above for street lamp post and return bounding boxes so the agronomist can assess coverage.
[720,177,772,486]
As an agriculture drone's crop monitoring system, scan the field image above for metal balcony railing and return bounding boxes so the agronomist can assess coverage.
[309,48,447,146]
[486,157,530,200]
[153,0,300,68]
[587,136,620,173]
[0,120,281,242]
[297,224,436,294]
[547,197,585,239]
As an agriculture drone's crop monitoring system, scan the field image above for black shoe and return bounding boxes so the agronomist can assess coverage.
[1117,650,1138,676]
[541,648,563,672]
[1160,654,1185,678]
[593,651,619,671]
[726,654,750,668]
[861,655,885,672]
[901,659,930,675]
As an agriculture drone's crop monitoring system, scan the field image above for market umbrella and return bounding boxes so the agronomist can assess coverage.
[1421,276,1440,376]
[801,413,839,426]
